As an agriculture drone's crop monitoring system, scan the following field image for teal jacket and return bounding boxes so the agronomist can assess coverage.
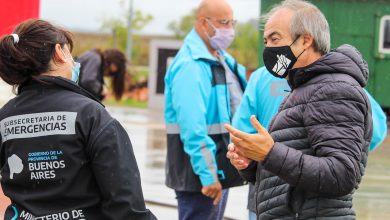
[233,67,387,152]
[164,29,247,191]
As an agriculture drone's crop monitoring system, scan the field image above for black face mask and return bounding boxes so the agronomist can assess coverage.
[263,36,305,78]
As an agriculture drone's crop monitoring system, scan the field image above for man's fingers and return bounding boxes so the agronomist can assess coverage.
[232,158,245,170]
[203,186,218,200]
[227,150,239,159]
[213,190,222,205]
[239,160,249,167]
[237,164,248,170]
[228,143,235,152]
[228,143,243,156]
[209,190,218,200]
[235,159,248,169]
[226,151,232,159]
[201,188,209,196]
[250,115,266,133]
[230,134,243,146]
[201,188,206,196]
[224,124,248,140]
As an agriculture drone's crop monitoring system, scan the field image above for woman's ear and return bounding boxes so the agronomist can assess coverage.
[53,44,67,64]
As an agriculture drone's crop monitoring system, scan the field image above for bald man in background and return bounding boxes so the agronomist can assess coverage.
[164,0,247,219]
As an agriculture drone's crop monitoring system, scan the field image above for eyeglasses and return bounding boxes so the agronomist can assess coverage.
[206,17,237,27]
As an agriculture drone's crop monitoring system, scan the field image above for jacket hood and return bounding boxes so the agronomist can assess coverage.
[288,44,369,89]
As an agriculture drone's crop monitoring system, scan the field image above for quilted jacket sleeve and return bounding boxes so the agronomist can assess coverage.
[263,82,372,197]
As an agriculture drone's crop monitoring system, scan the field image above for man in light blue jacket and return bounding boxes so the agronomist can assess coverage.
[164,0,247,219]
[232,67,388,220]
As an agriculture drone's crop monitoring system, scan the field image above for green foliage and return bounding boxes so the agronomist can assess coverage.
[132,10,153,30]
[229,21,259,71]
[101,10,153,65]
[168,9,197,39]
[130,66,149,82]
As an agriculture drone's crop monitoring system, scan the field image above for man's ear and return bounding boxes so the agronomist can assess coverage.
[302,33,314,50]
[53,44,67,64]
[198,16,206,24]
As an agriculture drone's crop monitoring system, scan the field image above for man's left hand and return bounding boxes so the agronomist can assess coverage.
[224,115,274,161]
[226,143,252,170]
[201,182,222,205]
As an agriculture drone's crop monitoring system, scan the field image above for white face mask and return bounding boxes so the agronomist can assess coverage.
[205,19,235,50]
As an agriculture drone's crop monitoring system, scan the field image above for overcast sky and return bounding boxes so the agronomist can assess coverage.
[40,0,260,35]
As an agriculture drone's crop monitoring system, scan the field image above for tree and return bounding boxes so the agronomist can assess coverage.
[101,4,153,65]
[168,9,196,39]
[229,20,259,71]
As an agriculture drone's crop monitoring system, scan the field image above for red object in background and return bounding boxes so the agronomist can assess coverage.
[0,0,40,37]
[0,0,39,214]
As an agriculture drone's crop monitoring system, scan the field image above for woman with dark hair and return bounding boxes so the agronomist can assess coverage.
[103,49,127,100]
[0,19,156,220]
[77,48,127,101]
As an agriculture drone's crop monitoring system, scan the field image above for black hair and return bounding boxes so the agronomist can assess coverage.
[0,19,73,86]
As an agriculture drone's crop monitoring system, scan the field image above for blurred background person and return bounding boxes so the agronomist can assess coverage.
[77,48,127,101]
[226,0,373,219]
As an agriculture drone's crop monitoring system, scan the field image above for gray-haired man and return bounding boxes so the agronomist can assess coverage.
[225,0,373,219]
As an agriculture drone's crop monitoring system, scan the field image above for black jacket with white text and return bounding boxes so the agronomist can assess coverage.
[0,76,156,220]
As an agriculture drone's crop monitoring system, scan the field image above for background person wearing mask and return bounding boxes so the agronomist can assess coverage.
[77,48,127,101]
[226,0,373,219]
[164,0,247,219]
[0,19,156,220]
[232,67,387,220]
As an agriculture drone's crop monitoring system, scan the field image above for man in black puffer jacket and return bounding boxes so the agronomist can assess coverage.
[225,0,372,219]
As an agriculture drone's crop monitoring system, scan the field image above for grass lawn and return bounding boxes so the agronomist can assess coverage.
[103,98,147,108]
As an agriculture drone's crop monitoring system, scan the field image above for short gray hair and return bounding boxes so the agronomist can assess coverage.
[262,0,330,54]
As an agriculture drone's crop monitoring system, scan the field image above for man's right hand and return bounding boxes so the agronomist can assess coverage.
[201,181,222,205]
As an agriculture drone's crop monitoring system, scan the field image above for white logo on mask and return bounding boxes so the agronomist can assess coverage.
[272,54,292,76]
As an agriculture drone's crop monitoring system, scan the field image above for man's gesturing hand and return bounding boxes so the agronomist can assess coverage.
[224,115,274,161]
[226,143,252,170]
